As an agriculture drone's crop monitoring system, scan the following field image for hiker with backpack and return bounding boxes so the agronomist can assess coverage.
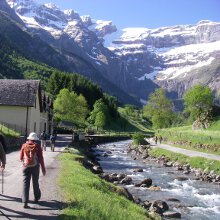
[49,133,56,152]
[40,130,47,151]
[20,132,46,208]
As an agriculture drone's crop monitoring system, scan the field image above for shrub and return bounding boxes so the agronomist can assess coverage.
[132,133,145,145]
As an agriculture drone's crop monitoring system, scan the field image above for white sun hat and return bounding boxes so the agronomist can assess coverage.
[27,132,39,141]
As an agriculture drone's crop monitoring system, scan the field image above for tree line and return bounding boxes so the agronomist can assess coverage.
[143,85,218,129]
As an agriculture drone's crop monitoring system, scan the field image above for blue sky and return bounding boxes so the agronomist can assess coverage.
[38,0,220,29]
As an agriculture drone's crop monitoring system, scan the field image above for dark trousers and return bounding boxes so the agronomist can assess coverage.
[22,164,41,204]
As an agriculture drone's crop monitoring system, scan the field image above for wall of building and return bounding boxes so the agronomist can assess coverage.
[0,105,27,134]
[29,93,41,135]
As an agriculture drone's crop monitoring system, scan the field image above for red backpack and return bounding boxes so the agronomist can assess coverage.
[23,143,38,166]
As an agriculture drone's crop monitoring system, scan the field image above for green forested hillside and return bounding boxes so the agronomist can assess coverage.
[0,10,149,132]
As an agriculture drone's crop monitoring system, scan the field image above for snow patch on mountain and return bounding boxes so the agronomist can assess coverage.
[5,0,220,102]
[156,41,220,80]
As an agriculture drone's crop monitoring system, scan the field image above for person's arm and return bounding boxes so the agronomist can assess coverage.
[0,143,6,169]
[0,135,7,153]
[20,144,25,161]
[37,145,46,175]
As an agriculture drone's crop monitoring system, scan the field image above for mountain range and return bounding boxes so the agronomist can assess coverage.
[2,0,220,106]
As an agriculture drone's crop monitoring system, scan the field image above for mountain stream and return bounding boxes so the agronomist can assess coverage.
[93,140,220,220]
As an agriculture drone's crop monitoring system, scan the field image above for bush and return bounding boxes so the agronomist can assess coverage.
[132,133,145,145]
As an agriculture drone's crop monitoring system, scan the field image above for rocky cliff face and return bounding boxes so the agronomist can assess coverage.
[6,0,220,104]
[104,21,220,100]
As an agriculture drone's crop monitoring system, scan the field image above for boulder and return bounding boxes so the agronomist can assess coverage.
[100,173,110,181]
[120,176,132,185]
[149,205,163,214]
[141,154,149,159]
[135,178,152,187]
[183,170,190,174]
[167,198,180,203]
[142,200,152,209]
[151,200,169,212]
[163,211,181,218]
[117,173,126,180]
[176,176,189,181]
[92,165,103,174]
[164,161,173,167]
[148,186,161,191]
[133,168,143,172]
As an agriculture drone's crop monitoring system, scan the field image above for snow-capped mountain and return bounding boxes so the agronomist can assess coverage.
[6,0,220,103]
[105,21,220,84]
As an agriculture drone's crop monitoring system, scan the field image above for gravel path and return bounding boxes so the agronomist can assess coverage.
[149,140,220,161]
[0,135,72,220]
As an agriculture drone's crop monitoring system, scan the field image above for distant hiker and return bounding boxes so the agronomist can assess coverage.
[154,136,158,144]
[40,130,47,151]
[53,130,57,139]
[20,132,46,208]
[0,136,6,170]
[49,133,56,152]
[159,136,162,144]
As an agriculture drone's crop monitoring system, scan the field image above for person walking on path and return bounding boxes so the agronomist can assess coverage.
[40,130,47,151]
[49,133,56,152]
[20,132,46,208]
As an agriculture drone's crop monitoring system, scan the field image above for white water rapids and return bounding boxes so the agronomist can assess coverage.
[93,140,220,220]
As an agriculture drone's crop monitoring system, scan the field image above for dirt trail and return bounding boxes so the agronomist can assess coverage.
[0,135,72,220]
[149,139,220,161]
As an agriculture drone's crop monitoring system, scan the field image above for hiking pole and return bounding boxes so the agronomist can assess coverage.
[1,169,3,194]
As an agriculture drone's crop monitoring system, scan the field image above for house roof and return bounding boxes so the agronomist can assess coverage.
[0,79,40,107]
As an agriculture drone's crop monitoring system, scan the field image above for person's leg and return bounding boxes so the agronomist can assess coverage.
[32,164,41,202]
[22,167,31,208]
[52,142,55,151]
[43,140,46,151]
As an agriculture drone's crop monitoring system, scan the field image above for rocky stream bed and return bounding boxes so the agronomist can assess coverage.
[87,140,220,220]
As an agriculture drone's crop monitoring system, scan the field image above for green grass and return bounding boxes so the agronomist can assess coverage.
[0,124,20,137]
[149,148,220,174]
[156,123,220,154]
[58,150,153,220]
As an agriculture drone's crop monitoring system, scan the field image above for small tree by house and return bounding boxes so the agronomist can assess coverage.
[54,88,89,127]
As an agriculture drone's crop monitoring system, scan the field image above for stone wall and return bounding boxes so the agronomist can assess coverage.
[5,136,25,149]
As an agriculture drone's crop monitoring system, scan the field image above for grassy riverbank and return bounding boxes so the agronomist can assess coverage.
[156,124,220,154]
[149,148,220,174]
[58,149,153,220]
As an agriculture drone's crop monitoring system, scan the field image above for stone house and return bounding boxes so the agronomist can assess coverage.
[0,79,53,137]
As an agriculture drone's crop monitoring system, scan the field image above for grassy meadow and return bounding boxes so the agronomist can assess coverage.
[156,118,220,154]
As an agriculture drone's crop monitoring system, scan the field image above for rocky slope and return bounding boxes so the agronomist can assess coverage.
[5,0,220,103]
[1,0,140,106]
[105,21,220,99]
